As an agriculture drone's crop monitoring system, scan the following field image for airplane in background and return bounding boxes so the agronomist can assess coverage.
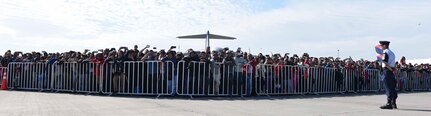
[177,30,236,48]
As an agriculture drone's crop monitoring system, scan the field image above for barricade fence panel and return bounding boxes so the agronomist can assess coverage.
[7,62,52,91]
[362,69,381,92]
[176,61,250,96]
[52,62,74,92]
[406,71,418,91]
[74,62,100,93]
[255,65,312,95]
[426,72,431,91]
[101,62,115,94]
[410,71,430,91]
[344,69,357,93]
[309,67,343,94]
[406,71,414,91]
[345,68,382,93]
[412,71,420,90]
[396,70,408,91]
[411,71,418,90]
[102,61,175,96]
[52,62,99,93]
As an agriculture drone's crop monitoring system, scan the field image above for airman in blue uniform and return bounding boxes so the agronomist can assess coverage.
[379,41,398,109]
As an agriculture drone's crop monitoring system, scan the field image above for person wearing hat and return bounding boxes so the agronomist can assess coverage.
[176,52,184,60]
[379,40,398,109]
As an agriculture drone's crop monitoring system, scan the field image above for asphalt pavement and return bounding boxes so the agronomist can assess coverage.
[0,91,430,116]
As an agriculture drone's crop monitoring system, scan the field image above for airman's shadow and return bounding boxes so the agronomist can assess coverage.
[397,108,431,112]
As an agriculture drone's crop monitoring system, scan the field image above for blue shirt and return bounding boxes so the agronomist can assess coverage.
[383,49,396,68]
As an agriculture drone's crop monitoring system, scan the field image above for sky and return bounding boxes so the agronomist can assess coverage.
[0,0,430,61]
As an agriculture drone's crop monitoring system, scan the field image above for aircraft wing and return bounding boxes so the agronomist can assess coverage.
[177,34,236,40]
[177,34,207,39]
[208,34,236,39]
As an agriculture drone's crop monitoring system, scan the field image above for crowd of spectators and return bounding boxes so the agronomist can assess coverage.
[1,45,430,94]
[1,45,430,73]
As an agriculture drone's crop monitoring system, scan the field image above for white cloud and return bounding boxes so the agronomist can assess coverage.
[223,0,431,60]
[0,0,430,60]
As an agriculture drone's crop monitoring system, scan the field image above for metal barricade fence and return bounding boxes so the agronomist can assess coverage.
[309,67,342,94]
[421,72,430,91]
[52,62,75,92]
[101,61,116,94]
[396,70,431,92]
[344,68,355,93]
[176,61,250,96]
[7,62,52,91]
[0,67,7,86]
[396,70,408,91]
[51,62,102,93]
[427,72,431,91]
[405,71,413,91]
[420,72,430,91]
[255,64,310,95]
[412,71,419,91]
[102,61,175,96]
[380,70,431,92]
[74,62,101,93]
[426,72,431,91]
[408,71,418,91]
[410,71,418,91]
[344,68,380,93]
[343,69,363,92]
[362,69,380,92]
[410,71,430,91]
[5,60,429,96]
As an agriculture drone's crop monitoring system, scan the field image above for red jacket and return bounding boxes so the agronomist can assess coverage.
[92,58,105,78]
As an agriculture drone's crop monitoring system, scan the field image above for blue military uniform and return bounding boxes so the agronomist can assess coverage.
[380,41,398,109]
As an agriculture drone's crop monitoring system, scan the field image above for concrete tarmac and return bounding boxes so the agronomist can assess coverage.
[0,91,430,116]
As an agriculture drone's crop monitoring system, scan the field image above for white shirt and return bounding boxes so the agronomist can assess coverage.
[211,59,221,75]
[234,57,247,72]
[383,48,396,68]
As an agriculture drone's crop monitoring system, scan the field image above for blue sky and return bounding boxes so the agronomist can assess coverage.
[0,0,430,61]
